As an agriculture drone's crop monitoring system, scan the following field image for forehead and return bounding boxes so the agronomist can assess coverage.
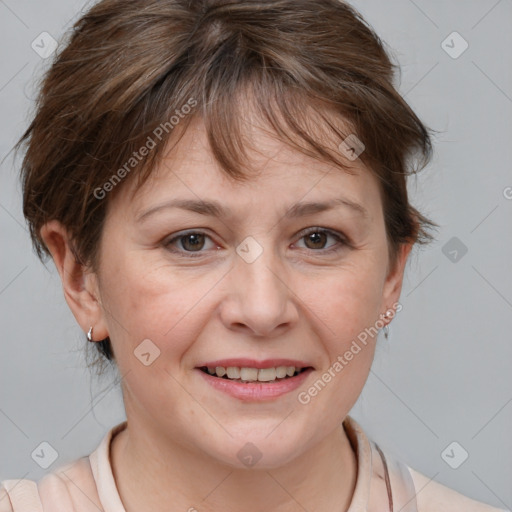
[115,115,380,223]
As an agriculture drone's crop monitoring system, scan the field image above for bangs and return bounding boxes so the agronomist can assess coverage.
[127,73,364,203]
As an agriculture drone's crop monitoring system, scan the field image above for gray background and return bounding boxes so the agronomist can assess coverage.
[0,0,511,509]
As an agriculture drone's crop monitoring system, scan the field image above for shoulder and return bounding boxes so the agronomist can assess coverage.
[0,456,101,512]
[1,421,126,512]
[408,466,509,512]
[343,415,509,512]
[0,485,14,512]
[1,478,41,512]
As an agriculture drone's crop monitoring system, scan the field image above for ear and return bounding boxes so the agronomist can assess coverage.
[380,242,413,319]
[39,220,109,341]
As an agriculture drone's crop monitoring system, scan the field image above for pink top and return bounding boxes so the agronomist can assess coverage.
[1,415,508,512]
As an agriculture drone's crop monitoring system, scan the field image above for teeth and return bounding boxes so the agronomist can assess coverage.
[257,368,277,381]
[226,367,240,379]
[276,366,287,378]
[204,366,305,382]
[240,367,259,381]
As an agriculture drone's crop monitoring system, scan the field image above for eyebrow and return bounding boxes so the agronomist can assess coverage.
[135,197,369,223]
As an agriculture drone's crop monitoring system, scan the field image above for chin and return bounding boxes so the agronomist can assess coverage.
[203,431,305,471]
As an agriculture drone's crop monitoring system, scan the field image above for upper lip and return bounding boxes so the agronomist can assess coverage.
[196,358,314,369]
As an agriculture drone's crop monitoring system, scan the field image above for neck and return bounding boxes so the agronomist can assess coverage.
[110,417,357,512]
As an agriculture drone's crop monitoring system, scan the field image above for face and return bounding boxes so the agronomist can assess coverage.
[74,115,408,468]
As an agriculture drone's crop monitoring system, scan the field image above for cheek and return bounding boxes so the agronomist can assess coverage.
[303,261,384,345]
[297,270,382,414]
[99,255,219,363]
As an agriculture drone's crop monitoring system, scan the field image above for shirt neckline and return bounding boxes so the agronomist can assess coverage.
[88,415,372,512]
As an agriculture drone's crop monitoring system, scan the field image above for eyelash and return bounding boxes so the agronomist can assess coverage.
[164,227,349,258]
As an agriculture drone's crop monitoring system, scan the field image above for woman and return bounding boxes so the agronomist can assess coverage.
[1,0,508,511]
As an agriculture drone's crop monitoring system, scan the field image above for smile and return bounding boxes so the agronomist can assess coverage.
[195,365,314,401]
[198,365,311,382]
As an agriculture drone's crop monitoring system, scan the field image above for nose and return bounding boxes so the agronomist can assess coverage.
[218,243,299,337]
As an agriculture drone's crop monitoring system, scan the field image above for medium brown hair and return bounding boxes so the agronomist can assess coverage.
[15,0,439,370]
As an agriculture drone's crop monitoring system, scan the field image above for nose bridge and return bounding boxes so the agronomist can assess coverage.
[224,234,296,335]
[240,244,283,301]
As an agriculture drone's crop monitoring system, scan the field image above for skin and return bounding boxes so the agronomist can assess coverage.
[41,113,412,512]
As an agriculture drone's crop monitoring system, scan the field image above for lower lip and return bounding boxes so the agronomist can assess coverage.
[195,368,314,401]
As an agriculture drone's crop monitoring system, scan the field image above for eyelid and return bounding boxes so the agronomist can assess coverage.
[164,226,350,257]
[294,226,350,252]
[164,229,218,257]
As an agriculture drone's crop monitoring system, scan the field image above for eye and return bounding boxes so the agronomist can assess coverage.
[294,227,348,253]
[165,231,217,256]
[164,227,348,258]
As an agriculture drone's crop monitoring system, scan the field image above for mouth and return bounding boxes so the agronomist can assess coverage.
[197,365,313,383]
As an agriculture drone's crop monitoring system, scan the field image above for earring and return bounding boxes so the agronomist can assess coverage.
[383,309,393,341]
[87,326,94,342]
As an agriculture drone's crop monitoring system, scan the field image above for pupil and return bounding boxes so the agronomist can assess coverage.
[183,233,204,251]
[306,232,325,249]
